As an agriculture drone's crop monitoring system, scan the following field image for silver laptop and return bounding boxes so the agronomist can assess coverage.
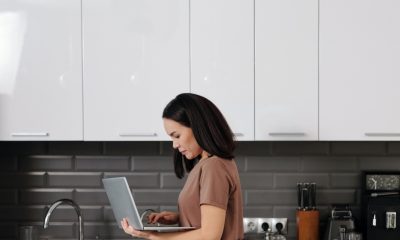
[102,177,196,232]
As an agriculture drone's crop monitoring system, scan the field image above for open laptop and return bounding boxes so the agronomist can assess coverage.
[102,177,196,232]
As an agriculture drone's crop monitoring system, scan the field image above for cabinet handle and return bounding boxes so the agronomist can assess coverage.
[233,133,244,137]
[268,132,306,136]
[11,132,49,137]
[365,133,400,137]
[119,133,158,137]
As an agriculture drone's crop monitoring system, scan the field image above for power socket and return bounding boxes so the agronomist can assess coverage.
[243,217,288,235]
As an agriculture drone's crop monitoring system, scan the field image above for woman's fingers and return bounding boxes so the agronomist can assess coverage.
[148,212,166,223]
[121,218,152,239]
[147,211,178,224]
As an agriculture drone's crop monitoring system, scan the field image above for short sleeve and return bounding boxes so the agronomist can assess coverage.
[199,161,231,210]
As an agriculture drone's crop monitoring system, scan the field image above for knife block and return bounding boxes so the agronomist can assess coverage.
[296,210,319,240]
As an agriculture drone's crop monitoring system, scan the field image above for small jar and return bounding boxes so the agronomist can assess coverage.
[18,226,38,240]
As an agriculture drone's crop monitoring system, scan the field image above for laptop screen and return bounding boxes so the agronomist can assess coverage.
[102,177,144,229]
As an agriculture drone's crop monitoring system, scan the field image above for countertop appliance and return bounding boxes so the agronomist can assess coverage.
[362,171,400,240]
[323,204,355,240]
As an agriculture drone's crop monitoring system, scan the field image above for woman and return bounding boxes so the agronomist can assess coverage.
[121,93,244,240]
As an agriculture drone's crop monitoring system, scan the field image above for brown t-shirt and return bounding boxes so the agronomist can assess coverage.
[178,156,244,240]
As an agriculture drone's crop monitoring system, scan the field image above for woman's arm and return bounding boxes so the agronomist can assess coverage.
[121,204,226,240]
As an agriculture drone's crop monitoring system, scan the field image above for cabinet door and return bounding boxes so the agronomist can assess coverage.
[190,0,254,140]
[320,0,400,140]
[83,0,189,140]
[255,0,318,140]
[0,0,82,141]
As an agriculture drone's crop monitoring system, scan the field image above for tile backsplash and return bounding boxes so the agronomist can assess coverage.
[1,141,400,240]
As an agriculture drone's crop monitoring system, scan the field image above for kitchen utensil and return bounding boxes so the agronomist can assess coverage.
[297,182,317,211]
[323,204,355,240]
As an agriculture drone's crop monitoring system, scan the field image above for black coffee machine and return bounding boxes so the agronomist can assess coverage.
[361,171,400,240]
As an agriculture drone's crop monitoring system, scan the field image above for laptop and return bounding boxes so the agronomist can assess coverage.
[102,177,196,232]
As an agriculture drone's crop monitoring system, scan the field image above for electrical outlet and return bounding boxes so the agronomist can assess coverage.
[243,218,288,235]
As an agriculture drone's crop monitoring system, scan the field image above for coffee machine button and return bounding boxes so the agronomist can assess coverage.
[386,212,396,229]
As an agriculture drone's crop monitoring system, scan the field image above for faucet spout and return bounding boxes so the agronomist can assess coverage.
[43,199,84,240]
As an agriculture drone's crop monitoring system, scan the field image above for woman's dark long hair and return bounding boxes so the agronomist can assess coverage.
[162,93,235,179]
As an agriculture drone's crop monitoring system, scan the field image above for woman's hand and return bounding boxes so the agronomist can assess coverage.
[148,211,179,225]
[121,218,156,239]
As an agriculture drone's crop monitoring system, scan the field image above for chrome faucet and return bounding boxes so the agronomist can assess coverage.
[43,199,84,240]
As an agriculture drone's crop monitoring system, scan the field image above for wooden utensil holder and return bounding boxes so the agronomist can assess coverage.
[296,210,319,240]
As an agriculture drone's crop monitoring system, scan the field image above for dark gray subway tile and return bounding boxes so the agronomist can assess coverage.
[273,206,297,222]
[274,173,329,189]
[0,206,44,221]
[359,157,400,170]
[0,189,17,204]
[160,142,173,156]
[301,156,358,172]
[239,173,273,189]
[235,142,271,156]
[330,173,360,188]
[160,173,186,189]
[316,189,357,205]
[271,142,329,156]
[104,142,160,155]
[47,172,102,187]
[48,142,103,155]
[19,156,73,171]
[19,189,73,205]
[235,157,246,172]
[75,189,108,205]
[247,190,297,205]
[331,142,386,156]
[0,142,47,155]
[388,142,400,155]
[246,157,300,172]
[0,172,45,188]
[0,155,17,171]
[104,172,159,188]
[133,156,174,171]
[243,206,273,217]
[0,222,17,238]
[3,141,400,240]
[76,156,130,171]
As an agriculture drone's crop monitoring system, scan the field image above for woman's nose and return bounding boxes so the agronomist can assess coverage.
[172,140,179,149]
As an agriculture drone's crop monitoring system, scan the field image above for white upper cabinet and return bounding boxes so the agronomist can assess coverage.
[0,0,82,140]
[255,0,318,140]
[320,0,400,140]
[190,0,254,140]
[83,0,189,140]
